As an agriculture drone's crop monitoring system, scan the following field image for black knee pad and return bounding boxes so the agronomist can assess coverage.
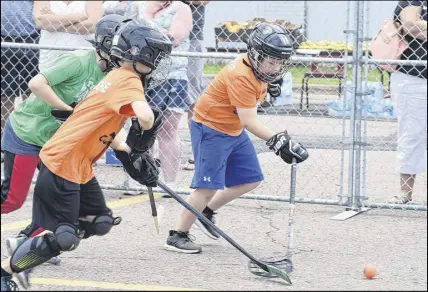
[79,212,121,239]
[54,223,84,251]
[10,224,82,273]
[10,232,60,273]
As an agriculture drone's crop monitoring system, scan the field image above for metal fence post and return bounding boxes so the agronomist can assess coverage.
[339,0,352,205]
[330,0,371,220]
[346,0,359,211]
[352,0,366,209]
[361,0,371,202]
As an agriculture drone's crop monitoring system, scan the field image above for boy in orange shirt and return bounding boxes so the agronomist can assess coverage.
[0,19,172,289]
[165,23,309,254]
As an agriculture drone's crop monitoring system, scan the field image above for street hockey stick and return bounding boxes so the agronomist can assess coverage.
[286,157,297,267]
[147,187,160,234]
[156,181,292,285]
[248,157,297,277]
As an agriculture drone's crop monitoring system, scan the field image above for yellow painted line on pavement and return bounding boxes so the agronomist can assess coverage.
[1,219,32,232]
[30,277,201,291]
[1,193,162,232]
[107,192,162,209]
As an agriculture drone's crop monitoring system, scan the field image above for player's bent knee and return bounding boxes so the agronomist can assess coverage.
[194,188,217,199]
[8,198,26,213]
[79,211,122,239]
[54,223,83,251]
[1,190,27,214]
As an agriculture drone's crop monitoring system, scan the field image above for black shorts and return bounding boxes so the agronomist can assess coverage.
[32,162,110,231]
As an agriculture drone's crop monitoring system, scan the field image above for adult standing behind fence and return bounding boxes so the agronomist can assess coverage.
[182,0,209,171]
[1,1,40,137]
[135,1,192,191]
[389,0,427,204]
[33,1,103,72]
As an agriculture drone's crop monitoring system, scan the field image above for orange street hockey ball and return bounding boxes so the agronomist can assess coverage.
[363,264,376,279]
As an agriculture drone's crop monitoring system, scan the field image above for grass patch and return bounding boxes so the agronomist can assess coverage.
[203,64,389,86]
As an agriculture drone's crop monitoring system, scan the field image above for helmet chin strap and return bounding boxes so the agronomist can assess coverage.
[97,50,114,72]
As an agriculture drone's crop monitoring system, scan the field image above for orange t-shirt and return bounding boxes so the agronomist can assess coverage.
[193,54,268,136]
[39,67,146,184]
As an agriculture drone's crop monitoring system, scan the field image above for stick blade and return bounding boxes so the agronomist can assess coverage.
[153,216,160,234]
[248,258,293,285]
[266,264,292,285]
[152,204,165,234]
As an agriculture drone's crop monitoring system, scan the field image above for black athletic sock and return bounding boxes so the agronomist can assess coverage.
[202,206,214,215]
[1,267,12,277]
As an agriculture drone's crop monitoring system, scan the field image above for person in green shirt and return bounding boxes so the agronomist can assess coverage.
[0,14,129,287]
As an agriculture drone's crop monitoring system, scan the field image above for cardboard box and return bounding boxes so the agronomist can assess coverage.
[214,19,304,48]
[215,21,248,42]
[105,148,122,166]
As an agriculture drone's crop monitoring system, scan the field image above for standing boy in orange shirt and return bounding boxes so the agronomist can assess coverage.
[165,23,309,254]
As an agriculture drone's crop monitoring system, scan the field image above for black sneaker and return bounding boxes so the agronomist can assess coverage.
[1,276,18,291]
[164,230,202,254]
[195,212,220,240]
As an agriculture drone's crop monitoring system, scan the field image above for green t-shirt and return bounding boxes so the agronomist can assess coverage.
[10,50,106,147]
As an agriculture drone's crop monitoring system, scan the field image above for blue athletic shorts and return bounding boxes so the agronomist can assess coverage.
[1,119,41,156]
[190,120,264,190]
[147,79,189,112]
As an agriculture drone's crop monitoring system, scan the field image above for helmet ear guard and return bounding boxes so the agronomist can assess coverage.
[141,51,172,90]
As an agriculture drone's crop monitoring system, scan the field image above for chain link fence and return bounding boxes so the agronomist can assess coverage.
[357,0,427,211]
[1,1,426,212]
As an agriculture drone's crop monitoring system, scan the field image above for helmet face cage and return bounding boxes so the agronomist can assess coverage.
[248,47,291,83]
[144,51,171,90]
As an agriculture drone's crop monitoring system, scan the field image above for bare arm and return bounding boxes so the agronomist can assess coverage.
[236,107,276,141]
[33,1,87,32]
[28,75,74,111]
[110,127,132,152]
[400,5,427,41]
[168,4,193,47]
[56,1,104,35]
[131,101,155,130]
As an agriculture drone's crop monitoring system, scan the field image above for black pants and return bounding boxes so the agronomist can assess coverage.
[32,162,110,232]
